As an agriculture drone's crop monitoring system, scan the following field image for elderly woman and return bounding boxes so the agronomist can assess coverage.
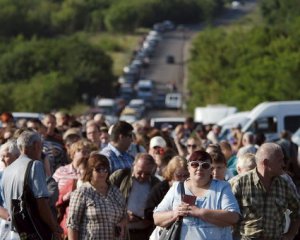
[145,156,189,222]
[145,156,189,239]
[0,140,20,238]
[67,153,127,240]
[153,150,240,240]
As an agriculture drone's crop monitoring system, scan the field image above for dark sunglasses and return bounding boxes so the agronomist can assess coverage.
[189,161,211,170]
[94,167,108,174]
[187,144,197,149]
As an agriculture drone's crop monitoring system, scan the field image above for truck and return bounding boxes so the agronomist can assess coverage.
[194,105,237,125]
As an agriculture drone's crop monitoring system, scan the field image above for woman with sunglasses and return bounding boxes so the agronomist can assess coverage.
[153,150,240,240]
[67,153,127,240]
[185,135,203,159]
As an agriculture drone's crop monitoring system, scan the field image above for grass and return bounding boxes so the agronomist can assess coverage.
[87,30,148,76]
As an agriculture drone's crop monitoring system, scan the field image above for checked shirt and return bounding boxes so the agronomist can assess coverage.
[231,168,300,239]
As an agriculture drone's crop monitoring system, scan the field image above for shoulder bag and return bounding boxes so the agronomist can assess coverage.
[158,181,185,240]
[11,160,53,240]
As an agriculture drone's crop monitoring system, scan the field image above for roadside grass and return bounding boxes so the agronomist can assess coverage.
[87,28,149,76]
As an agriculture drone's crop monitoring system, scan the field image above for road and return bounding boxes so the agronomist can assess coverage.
[144,0,257,118]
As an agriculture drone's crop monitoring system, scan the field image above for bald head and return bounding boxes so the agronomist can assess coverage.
[256,143,282,164]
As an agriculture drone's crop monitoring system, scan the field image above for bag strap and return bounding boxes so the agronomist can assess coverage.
[179,181,185,197]
[23,160,34,190]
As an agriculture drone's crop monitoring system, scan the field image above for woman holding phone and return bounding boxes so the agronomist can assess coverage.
[153,150,240,240]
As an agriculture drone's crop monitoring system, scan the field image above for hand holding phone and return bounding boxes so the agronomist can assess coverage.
[182,194,196,206]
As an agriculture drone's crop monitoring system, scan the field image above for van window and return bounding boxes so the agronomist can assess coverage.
[249,117,277,134]
[284,116,300,133]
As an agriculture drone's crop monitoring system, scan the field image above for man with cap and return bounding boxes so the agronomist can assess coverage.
[148,136,167,180]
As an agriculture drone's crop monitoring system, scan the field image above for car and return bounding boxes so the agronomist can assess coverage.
[128,99,146,118]
[119,107,139,124]
[162,20,175,31]
[150,117,185,130]
[231,1,241,9]
[166,55,175,64]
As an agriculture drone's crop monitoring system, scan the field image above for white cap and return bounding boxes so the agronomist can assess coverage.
[150,136,167,148]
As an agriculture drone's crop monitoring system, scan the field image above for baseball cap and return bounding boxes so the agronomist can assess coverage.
[150,136,167,148]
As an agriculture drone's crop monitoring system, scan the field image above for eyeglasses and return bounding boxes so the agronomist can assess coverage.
[187,144,197,149]
[94,167,108,174]
[189,161,211,170]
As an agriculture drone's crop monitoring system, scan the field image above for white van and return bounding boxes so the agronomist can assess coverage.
[165,93,182,109]
[242,101,300,141]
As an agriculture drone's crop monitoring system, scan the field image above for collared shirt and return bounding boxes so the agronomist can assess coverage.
[67,182,126,240]
[231,168,300,239]
[53,163,78,190]
[101,143,134,173]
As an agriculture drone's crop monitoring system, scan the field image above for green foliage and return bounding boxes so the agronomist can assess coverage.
[104,0,224,32]
[188,11,300,112]
[12,72,75,112]
[0,36,114,112]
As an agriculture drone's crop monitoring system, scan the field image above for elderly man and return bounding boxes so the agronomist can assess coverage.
[1,131,62,239]
[110,153,160,240]
[101,121,134,173]
[231,143,300,240]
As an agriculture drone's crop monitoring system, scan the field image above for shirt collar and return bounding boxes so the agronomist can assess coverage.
[108,143,122,157]
[252,168,261,186]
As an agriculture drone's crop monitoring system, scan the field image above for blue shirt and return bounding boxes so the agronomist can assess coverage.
[100,143,134,173]
[154,180,240,240]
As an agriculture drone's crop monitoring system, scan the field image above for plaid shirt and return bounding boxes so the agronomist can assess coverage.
[231,168,300,239]
[67,182,126,240]
[101,143,134,173]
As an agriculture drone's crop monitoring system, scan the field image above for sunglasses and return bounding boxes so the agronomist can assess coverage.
[94,167,108,173]
[189,161,211,170]
[187,144,197,149]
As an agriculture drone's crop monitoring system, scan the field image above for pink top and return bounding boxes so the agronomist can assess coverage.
[53,163,78,190]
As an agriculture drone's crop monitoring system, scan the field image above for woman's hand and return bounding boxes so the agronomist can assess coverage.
[173,203,190,218]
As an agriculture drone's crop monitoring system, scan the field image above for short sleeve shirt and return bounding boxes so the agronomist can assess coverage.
[1,155,49,216]
[154,180,240,240]
[67,182,126,240]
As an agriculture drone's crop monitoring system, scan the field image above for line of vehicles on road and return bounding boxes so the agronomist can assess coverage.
[114,20,182,123]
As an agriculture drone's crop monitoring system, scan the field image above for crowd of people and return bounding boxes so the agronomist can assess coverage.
[0,111,299,240]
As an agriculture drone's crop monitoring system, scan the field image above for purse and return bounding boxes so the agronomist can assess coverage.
[158,182,185,240]
[11,160,53,240]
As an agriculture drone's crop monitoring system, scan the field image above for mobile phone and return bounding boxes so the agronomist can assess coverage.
[182,194,196,206]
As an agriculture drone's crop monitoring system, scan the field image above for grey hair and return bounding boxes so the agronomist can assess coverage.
[0,139,20,158]
[17,130,42,151]
[255,142,282,163]
[237,153,256,171]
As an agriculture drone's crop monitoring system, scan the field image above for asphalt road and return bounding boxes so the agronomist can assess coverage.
[144,0,258,119]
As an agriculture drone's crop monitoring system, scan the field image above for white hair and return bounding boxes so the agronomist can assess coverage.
[237,153,256,172]
[17,131,41,151]
[0,139,20,158]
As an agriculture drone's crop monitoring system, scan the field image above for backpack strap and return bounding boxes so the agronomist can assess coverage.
[179,181,185,197]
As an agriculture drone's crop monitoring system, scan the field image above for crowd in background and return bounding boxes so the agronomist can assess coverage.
[0,111,299,240]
